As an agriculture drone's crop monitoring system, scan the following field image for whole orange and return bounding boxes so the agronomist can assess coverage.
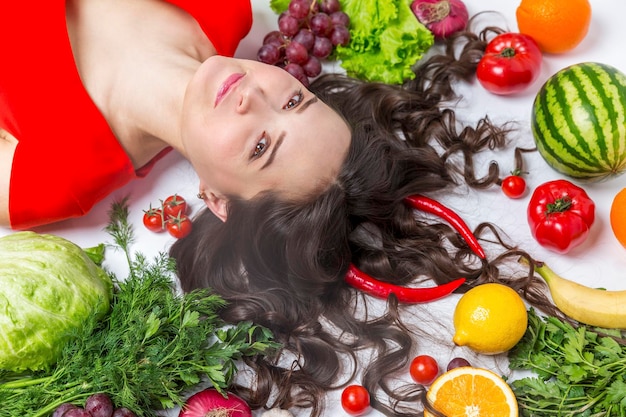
[610,188,626,248]
[516,0,591,54]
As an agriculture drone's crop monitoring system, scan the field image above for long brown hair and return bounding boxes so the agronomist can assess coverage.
[170,26,556,416]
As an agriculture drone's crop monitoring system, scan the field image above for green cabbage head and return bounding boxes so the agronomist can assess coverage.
[0,231,113,372]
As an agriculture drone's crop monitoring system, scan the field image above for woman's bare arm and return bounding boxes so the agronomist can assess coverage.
[0,129,17,227]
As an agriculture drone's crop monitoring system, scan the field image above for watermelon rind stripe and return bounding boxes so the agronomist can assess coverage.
[574,64,610,169]
[554,66,601,168]
[583,63,624,170]
[601,64,626,169]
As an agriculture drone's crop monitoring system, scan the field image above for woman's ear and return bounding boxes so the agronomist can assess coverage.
[200,191,228,222]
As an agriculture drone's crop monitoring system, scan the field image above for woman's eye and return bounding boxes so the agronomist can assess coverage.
[284,90,303,110]
[253,136,267,158]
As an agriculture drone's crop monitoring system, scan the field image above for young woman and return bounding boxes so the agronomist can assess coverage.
[170,26,560,417]
[0,0,349,229]
[0,1,555,415]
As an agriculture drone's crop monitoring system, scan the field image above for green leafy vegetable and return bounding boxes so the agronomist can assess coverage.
[335,0,434,84]
[0,232,113,373]
[0,199,278,417]
[269,0,289,13]
[509,308,626,416]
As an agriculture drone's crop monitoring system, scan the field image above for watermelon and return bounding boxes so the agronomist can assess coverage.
[532,62,626,181]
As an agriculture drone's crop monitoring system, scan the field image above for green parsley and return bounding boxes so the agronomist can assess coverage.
[0,199,278,417]
[509,308,626,416]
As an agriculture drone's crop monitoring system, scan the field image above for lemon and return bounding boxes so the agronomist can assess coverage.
[453,283,528,355]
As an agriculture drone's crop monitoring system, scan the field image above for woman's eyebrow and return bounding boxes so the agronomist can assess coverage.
[297,96,318,113]
[261,132,285,170]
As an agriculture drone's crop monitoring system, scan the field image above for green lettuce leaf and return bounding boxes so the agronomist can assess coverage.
[336,0,434,84]
[270,0,290,14]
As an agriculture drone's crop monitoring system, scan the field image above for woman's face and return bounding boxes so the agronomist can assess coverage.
[181,57,351,220]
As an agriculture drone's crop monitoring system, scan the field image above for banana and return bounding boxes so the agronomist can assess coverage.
[532,260,626,329]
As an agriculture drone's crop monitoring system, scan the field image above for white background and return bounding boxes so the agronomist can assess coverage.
[2,0,626,415]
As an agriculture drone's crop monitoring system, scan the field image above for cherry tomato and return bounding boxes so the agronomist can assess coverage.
[166,213,192,239]
[163,194,188,218]
[409,355,439,385]
[476,32,542,95]
[341,385,370,416]
[501,175,527,199]
[143,206,164,233]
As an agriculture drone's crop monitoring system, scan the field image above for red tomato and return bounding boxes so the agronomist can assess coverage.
[341,385,370,416]
[143,207,164,233]
[527,179,595,254]
[476,32,542,95]
[166,213,193,239]
[501,174,527,199]
[163,194,188,218]
[409,355,439,385]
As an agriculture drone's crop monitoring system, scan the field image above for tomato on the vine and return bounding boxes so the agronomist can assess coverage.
[143,206,164,233]
[341,385,370,416]
[409,355,439,385]
[501,174,527,199]
[163,194,188,218]
[166,213,192,239]
[476,32,542,95]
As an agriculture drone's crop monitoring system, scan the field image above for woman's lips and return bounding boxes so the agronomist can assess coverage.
[214,73,245,107]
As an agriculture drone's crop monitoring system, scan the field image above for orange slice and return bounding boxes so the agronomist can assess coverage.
[424,366,518,417]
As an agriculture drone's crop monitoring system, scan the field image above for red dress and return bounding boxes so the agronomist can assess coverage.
[1,0,252,229]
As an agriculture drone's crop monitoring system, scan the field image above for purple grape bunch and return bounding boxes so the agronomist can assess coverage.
[257,0,350,86]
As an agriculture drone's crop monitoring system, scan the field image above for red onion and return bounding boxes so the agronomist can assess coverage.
[178,389,252,417]
[410,0,469,40]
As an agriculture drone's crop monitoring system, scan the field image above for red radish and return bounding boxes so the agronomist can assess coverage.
[178,389,252,417]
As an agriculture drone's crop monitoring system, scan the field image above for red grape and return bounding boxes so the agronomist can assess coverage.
[312,36,333,58]
[112,408,137,417]
[285,41,309,65]
[310,12,332,37]
[289,0,311,19]
[263,30,284,47]
[330,11,350,27]
[258,44,282,65]
[330,25,350,46]
[257,0,350,84]
[84,393,114,417]
[278,13,300,37]
[447,357,472,371]
[320,0,341,14]
[293,28,315,51]
[303,55,322,77]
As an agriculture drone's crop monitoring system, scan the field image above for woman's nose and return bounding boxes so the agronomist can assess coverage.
[236,85,264,114]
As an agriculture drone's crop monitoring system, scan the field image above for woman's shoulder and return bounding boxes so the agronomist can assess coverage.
[164,0,252,56]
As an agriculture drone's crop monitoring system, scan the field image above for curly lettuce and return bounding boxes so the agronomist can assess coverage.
[335,0,434,84]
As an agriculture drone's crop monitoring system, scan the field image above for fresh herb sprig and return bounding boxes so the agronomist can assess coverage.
[509,308,626,417]
[0,199,279,417]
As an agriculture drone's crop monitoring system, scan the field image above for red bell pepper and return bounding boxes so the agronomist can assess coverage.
[527,179,595,254]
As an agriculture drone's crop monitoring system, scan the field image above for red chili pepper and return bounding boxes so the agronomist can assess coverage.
[404,195,486,259]
[345,264,465,303]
